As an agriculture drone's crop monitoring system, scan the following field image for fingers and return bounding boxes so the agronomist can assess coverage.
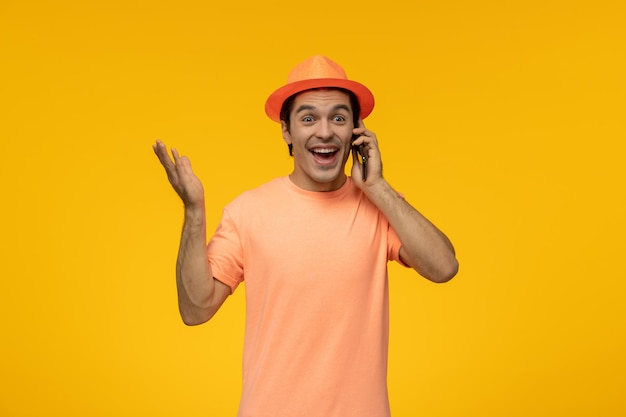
[153,140,175,169]
[154,139,198,177]
[352,119,366,139]
[352,119,374,143]
[153,140,184,186]
[153,140,206,207]
[351,145,364,169]
[350,123,383,184]
[171,147,181,162]
[153,140,185,170]
[351,125,378,159]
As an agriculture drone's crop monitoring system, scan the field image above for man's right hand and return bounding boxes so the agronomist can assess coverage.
[153,140,205,209]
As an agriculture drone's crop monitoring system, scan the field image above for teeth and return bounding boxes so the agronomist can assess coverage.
[312,148,336,154]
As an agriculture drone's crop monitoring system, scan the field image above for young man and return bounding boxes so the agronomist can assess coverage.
[153,55,458,417]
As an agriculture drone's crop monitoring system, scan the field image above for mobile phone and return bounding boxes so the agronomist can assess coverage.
[352,134,367,182]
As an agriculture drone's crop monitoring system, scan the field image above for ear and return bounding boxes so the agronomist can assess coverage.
[281,120,291,146]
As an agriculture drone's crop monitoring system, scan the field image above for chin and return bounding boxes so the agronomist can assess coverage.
[311,171,346,190]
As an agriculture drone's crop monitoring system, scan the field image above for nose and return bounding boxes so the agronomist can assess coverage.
[315,120,334,140]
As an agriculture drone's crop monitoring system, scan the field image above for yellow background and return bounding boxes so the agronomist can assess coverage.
[1,0,624,415]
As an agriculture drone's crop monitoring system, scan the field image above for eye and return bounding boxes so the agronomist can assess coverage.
[302,116,314,123]
[333,115,347,123]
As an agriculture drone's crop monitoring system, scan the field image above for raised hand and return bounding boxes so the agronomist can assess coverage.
[153,140,205,210]
[351,120,383,189]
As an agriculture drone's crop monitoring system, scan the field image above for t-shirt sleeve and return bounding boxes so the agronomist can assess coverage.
[206,208,244,293]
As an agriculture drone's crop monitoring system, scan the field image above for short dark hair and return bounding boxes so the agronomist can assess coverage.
[280,87,361,132]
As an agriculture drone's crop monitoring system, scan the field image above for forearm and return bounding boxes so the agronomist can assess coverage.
[176,203,219,325]
[364,180,458,283]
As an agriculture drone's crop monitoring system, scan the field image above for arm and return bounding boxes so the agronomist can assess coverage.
[351,124,459,283]
[153,140,231,325]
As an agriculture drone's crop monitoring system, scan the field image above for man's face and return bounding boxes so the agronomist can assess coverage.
[282,89,354,192]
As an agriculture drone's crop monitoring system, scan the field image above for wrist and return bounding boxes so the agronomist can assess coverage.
[363,177,392,197]
[184,201,206,222]
[363,179,404,210]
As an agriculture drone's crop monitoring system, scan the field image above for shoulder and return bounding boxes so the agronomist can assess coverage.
[224,177,290,213]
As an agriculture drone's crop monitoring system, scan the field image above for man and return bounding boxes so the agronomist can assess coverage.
[153,55,458,417]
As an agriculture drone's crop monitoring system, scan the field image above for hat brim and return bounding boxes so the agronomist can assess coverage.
[265,78,375,123]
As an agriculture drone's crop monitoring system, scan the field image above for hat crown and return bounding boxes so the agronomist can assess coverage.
[265,55,374,123]
[287,55,348,83]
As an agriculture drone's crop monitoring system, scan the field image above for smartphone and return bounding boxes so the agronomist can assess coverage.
[351,134,367,182]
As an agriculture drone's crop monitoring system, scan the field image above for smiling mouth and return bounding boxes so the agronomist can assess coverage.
[310,148,339,160]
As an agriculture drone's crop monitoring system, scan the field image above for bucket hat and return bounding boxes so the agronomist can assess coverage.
[265,55,375,123]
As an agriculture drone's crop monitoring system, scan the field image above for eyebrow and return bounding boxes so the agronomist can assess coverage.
[294,103,351,115]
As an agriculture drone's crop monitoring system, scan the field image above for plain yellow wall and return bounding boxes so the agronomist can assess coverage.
[1,0,624,415]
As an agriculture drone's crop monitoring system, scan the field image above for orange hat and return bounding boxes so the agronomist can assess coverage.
[265,55,375,123]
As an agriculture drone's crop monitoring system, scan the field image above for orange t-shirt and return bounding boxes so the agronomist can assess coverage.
[207,176,406,417]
